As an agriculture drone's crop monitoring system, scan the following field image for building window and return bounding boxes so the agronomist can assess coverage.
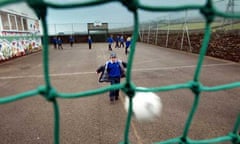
[22,18,28,31]
[17,15,23,31]
[9,14,17,30]
[0,11,10,30]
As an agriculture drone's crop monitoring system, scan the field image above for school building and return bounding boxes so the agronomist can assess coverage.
[0,2,42,61]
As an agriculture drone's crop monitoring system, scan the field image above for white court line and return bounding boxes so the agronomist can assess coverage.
[132,62,237,72]
[0,62,236,80]
[0,72,96,80]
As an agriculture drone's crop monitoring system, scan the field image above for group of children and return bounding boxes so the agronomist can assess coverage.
[52,37,63,50]
[51,35,130,104]
[107,35,132,55]
[52,36,75,50]
[52,35,132,55]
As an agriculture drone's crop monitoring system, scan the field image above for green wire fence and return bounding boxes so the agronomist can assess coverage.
[0,0,240,144]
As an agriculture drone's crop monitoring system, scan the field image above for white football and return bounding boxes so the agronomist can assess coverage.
[124,91,162,122]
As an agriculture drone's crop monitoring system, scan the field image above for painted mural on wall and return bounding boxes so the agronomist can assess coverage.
[0,2,43,62]
[0,36,42,61]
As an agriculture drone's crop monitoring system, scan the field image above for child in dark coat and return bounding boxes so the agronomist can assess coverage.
[96,52,127,103]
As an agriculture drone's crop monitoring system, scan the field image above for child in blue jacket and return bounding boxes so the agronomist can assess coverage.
[107,35,114,51]
[96,52,127,103]
[125,36,131,55]
[88,36,93,49]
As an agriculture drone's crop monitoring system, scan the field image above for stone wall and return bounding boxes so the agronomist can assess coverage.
[140,30,240,62]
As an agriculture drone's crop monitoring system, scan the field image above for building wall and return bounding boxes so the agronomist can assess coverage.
[0,2,42,62]
[0,2,42,35]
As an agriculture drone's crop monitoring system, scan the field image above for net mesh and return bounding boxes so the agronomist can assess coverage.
[0,0,239,144]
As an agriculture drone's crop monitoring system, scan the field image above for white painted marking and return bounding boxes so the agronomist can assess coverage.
[0,62,236,80]
[132,62,236,72]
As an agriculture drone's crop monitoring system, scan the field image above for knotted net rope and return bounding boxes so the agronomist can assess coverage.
[0,0,239,144]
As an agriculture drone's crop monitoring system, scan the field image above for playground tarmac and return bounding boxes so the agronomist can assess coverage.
[0,43,239,144]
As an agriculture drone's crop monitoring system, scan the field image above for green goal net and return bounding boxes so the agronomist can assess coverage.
[0,0,239,144]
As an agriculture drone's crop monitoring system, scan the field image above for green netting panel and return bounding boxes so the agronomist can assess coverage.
[0,0,240,144]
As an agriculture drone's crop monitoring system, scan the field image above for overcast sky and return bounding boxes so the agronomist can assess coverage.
[45,0,232,34]
[46,0,207,24]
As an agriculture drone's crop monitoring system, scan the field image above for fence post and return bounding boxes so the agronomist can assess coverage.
[166,16,170,48]
[147,24,151,44]
[155,24,159,45]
